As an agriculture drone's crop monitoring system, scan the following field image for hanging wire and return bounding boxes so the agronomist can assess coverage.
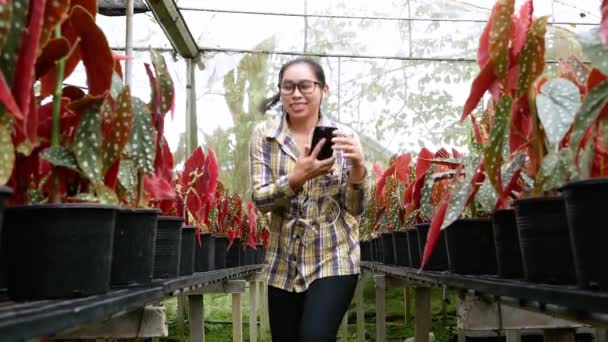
[176,6,600,26]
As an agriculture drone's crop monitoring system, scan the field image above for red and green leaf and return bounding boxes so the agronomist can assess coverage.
[126,97,155,174]
[484,95,512,194]
[489,0,514,85]
[70,5,113,96]
[102,86,133,173]
[510,0,533,59]
[39,0,70,48]
[149,49,175,117]
[516,16,548,98]
[419,166,435,221]
[571,80,608,165]
[71,98,103,182]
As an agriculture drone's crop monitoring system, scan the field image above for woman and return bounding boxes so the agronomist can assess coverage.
[249,57,368,342]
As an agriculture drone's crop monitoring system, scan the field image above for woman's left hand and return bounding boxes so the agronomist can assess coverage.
[332,130,366,182]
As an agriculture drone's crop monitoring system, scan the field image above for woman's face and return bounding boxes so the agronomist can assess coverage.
[280,63,327,121]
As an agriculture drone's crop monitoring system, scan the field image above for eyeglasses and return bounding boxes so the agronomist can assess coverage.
[279,80,322,95]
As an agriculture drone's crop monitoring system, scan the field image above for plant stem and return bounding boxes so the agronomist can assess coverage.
[136,170,144,208]
[50,25,66,204]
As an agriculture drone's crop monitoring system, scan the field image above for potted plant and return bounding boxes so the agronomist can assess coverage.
[1,2,123,300]
[211,182,231,270]
[374,153,411,265]
[557,14,608,290]
[223,192,244,268]
[254,207,270,264]
[179,146,219,273]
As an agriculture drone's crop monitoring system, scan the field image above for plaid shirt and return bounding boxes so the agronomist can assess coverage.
[249,113,368,292]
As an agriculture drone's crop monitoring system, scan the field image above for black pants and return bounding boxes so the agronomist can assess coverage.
[268,274,359,342]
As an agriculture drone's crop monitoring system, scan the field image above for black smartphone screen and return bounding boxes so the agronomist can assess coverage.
[310,126,337,160]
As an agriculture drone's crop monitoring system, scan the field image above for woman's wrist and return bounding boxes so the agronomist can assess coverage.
[349,164,366,183]
[287,171,304,192]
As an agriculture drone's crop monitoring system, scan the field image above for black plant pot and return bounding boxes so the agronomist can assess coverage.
[492,209,524,279]
[381,232,395,265]
[359,240,368,261]
[214,236,228,270]
[406,229,421,268]
[244,245,256,266]
[4,204,116,300]
[240,243,247,266]
[226,238,241,268]
[153,216,183,279]
[392,230,410,267]
[194,233,215,272]
[179,226,196,276]
[256,244,266,264]
[417,223,448,271]
[0,186,13,289]
[514,196,576,284]
[375,237,384,262]
[370,238,377,261]
[111,208,159,286]
[562,178,608,290]
[444,219,497,275]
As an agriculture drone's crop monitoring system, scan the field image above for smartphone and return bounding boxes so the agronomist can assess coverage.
[310,126,337,160]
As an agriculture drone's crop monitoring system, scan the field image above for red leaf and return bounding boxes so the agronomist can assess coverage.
[70,0,97,17]
[144,174,176,201]
[0,72,22,120]
[104,158,120,190]
[111,52,131,79]
[462,62,497,121]
[510,0,533,59]
[452,148,462,158]
[62,85,86,101]
[227,229,237,250]
[40,24,81,98]
[509,95,532,153]
[35,37,71,79]
[421,197,449,270]
[588,68,608,91]
[70,6,113,96]
[494,169,521,210]
[402,180,416,206]
[415,147,434,179]
[394,153,411,184]
[12,0,45,129]
[375,164,394,202]
[601,0,608,44]
[182,146,205,189]
[435,148,449,159]
[470,114,484,144]
[411,176,426,211]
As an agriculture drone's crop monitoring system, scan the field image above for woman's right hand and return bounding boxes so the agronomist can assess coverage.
[288,138,335,192]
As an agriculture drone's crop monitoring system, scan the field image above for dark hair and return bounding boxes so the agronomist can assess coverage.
[258,57,326,113]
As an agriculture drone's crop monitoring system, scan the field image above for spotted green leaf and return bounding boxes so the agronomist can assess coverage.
[0,1,12,53]
[118,158,137,196]
[566,56,591,85]
[535,149,574,193]
[72,103,103,182]
[0,113,13,184]
[110,72,123,99]
[0,0,28,84]
[476,178,497,213]
[536,78,581,149]
[501,152,526,189]
[442,153,481,230]
[150,49,174,116]
[94,183,119,205]
[127,97,155,174]
[40,146,79,171]
[70,192,99,203]
[102,86,133,173]
[419,165,435,221]
[484,95,512,194]
[489,0,514,84]
[578,28,608,75]
[570,80,608,157]
[516,16,548,97]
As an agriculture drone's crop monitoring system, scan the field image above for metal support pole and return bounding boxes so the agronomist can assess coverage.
[125,0,134,86]
[186,58,198,155]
